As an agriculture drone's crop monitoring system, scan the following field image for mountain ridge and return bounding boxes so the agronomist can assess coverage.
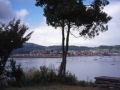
[12,43,120,54]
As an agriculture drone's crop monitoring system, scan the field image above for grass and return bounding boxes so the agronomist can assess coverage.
[5,84,109,90]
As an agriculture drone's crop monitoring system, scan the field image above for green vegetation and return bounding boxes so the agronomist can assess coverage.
[5,62,77,87]
[6,59,24,87]
[12,43,120,54]
[1,59,95,90]
[12,43,45,54]
[0,19,33,76]
[0,19,33,90]
[5,84,109,90]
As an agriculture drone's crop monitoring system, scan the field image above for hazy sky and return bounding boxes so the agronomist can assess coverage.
[0,0,120,47]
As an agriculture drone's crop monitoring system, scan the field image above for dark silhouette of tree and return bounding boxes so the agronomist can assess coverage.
[35,0,111,77]
[0,19,33,76]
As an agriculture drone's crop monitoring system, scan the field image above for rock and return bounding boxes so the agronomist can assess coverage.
[95,76,120,90]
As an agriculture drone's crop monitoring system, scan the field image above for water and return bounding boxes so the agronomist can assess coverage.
[8,56,120,82]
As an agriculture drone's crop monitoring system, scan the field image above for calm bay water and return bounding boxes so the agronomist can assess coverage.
[8,56,120,82]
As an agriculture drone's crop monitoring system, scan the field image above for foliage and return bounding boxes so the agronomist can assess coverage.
[0,75,7,90]
[58,70,77,85]
[5,65,77,86]
[6,59,25,87]
[0,19,33,76]
[24,65,58,85]
[3,62,96,88]
[75,80,96,87]
[35,0,111,38]
[77,81,88,87]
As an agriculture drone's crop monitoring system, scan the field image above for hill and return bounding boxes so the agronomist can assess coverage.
[12,43,120,54]
[12,43,45,54]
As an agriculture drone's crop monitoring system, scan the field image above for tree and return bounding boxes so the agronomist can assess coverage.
[0,19,33,76]
[35,0,111,77]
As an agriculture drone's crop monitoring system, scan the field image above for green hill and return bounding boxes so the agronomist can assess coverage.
[12,43,120,54]
[12,43,45,54]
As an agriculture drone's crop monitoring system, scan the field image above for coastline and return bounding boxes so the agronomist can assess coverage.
[10,55,118,58]
[10,55,62,58]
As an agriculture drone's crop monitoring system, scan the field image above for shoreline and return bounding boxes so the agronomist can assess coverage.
[10,55,119,58]
[10,55,62,58]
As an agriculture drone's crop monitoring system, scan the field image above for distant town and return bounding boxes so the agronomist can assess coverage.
[11,49,120,58]
[10,43,120,58]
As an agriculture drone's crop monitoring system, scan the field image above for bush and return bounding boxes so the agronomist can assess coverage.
[58,70,77,85]
[77,81,88,87]
[65,71,77,83]
[22,65,78,86]
[75,80,95,87]
[88,80,96,87]
[6,59,25,87]
[0,75,8,90]
[23,65,58,86]
[39,65,58,84]
[4,61,95,88]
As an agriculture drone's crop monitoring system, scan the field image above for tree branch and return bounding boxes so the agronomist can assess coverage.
[70,31,81,38]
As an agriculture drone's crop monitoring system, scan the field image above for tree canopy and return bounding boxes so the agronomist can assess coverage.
[0,19,33,75]
[36,0,111,38]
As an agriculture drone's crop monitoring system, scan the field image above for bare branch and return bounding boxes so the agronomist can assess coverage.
[70,31,81,38]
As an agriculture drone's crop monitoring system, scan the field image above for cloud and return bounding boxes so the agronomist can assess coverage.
[0,0,29,25]
[16,9,29,20]
[0,0,15,23]
[28,23,62,46]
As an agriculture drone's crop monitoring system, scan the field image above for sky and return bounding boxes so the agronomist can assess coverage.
[0,0,120,47]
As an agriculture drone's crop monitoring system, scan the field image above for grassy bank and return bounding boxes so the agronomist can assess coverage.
[5,84,109,90]
[1,59,103,90]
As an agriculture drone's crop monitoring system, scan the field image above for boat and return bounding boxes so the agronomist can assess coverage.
[111,59,116,65]
[94,58,98,60]
[111,63,115,65]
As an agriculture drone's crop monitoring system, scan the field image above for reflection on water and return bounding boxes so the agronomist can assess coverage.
[8,56,120,82]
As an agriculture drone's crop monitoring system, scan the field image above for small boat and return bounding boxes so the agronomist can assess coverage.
[111,59,116,65]
[111,63,115,65]
[94,58,98,60]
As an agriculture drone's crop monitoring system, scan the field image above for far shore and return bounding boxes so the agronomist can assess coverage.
[10,55,119,58]
[10,55,62,58]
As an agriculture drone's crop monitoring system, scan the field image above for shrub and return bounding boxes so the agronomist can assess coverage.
[6,59,25,87]
[4,61,95,88]
[24,67,38,86]
[23,65,58,86]
[39,65,58,84]
[77,81,88,87]
[0,74,8,90]
[88,80,96,87]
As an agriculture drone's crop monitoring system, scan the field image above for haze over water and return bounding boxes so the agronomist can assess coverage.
[9,56,120,82]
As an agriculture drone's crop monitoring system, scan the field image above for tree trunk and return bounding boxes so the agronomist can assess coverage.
[59,22,70,78]
[59,20,65,76]
[63,23,70,76]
